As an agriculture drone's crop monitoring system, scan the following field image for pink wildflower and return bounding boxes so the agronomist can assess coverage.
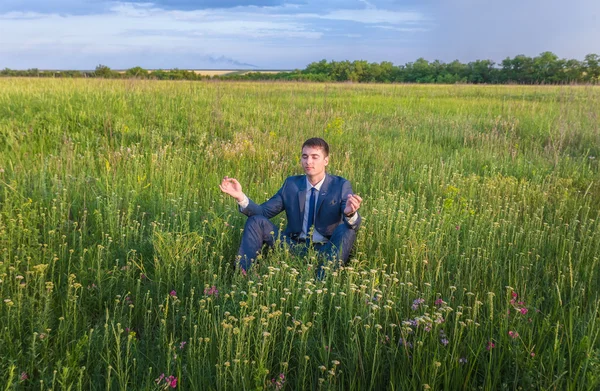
[520,307,528,315]
[20,372,28,381]
[169,290,177,297]
[508,330,519,339]
[486,341,495,351]
[204,286,219,297]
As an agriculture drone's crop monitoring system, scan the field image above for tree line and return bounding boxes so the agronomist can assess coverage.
[2,52,599,84]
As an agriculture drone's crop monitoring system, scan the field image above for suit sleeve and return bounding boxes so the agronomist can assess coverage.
[340,180,361,230]
[239,179,286,219]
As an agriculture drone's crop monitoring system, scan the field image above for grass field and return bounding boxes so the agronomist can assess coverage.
[0,79,599,390]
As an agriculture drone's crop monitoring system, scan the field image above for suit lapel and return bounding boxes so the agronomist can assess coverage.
[298,176,307,222]
[316,174,332,216]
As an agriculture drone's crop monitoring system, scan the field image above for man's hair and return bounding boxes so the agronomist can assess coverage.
[302,138,329,156]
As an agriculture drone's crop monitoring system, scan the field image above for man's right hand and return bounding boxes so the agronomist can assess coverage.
[219,176,245,202]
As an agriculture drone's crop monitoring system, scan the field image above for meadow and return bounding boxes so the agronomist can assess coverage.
[0,79,599,390]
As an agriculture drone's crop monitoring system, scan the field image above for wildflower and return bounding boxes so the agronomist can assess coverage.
[271,374,285,390]
[530,352,535,357]
[204,285,219,297]
[486,341,495,350]
[412,298,425,310]
[459,357,467,364]
[508,330,519,339]
[179,341,187,350]
[20,372,28,381]
[435,298,444,306]
[519,307,528,315]
[169,290,177,297]
[441,338,449,346]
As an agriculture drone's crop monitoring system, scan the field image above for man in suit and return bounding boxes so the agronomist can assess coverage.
[219,138,362,272]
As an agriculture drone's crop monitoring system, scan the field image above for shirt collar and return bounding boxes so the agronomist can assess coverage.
[306,174,326,191]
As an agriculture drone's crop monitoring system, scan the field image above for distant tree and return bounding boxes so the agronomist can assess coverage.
[1,68,16,76]
[378,61,397,82]
[125,66,148,78]
[562,59,583,83]
[330,61,353,82]
[468,59,497,83]
[532,51,561,83]
[446,60,469,82]
[405,58,434,83]
[95,64,113,78]
[351,60,369,82]
[583,54,600,83]
[502,55,534,83]
[304,59,331,75]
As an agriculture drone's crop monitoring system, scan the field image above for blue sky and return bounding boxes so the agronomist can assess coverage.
[0,0,598,69]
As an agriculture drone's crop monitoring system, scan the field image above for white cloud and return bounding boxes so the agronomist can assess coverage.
[321,9,424,24]
[0,1,430,68]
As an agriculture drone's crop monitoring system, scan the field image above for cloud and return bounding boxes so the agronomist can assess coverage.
[0,0,428,69]
[0,0,108,15]
[15,0,600,70]
[371,25,428,33]
[318,9,424,24]
[125,0,289,10]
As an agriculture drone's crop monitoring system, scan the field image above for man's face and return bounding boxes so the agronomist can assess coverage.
[301,146,329,178]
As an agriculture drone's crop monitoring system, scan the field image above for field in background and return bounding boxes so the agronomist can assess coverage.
[0,79,599,390]
[111,69,290,76]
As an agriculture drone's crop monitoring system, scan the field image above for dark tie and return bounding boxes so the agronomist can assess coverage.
[307,187,317,238]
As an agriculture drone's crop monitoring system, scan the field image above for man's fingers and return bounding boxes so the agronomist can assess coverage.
[347,194,363,204]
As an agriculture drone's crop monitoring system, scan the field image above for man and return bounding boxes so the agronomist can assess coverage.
[220,138,363,272]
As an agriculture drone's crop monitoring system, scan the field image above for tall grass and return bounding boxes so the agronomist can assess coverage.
[1,79,599,389]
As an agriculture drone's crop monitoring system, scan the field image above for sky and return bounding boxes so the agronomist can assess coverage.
[0,0,599,70]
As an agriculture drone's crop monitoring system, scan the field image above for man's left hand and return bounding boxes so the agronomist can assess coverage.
[344,194,363,216]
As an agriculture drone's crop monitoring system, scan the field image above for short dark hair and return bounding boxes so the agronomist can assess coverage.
[302,138,329,156]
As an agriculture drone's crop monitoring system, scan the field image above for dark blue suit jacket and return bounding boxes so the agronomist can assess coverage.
[240,174,361,240]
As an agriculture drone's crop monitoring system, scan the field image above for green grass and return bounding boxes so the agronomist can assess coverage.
[1,79,599,390]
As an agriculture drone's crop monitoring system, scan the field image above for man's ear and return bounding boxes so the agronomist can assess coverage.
[324,156,329,166]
